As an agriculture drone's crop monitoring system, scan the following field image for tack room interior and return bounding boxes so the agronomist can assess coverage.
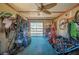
[0,3,79,55]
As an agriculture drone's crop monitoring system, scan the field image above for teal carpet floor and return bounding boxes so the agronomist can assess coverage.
[18,36,57,55]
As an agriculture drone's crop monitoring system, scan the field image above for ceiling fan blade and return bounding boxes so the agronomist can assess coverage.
[44,3,57,9]
[35,3,40,9]
[41,3,43,8]
[40,3,44,10]
[43,9,51,14]
[35,3,41,12]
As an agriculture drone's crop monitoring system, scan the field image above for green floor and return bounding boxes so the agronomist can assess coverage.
[18,36,57,55]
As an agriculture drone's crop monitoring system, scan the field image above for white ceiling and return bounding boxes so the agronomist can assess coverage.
[9,3,77,19]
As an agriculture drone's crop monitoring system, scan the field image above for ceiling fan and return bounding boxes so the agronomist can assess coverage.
[35,3,57,14]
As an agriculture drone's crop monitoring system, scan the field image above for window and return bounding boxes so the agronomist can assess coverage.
[30,22,43,36]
